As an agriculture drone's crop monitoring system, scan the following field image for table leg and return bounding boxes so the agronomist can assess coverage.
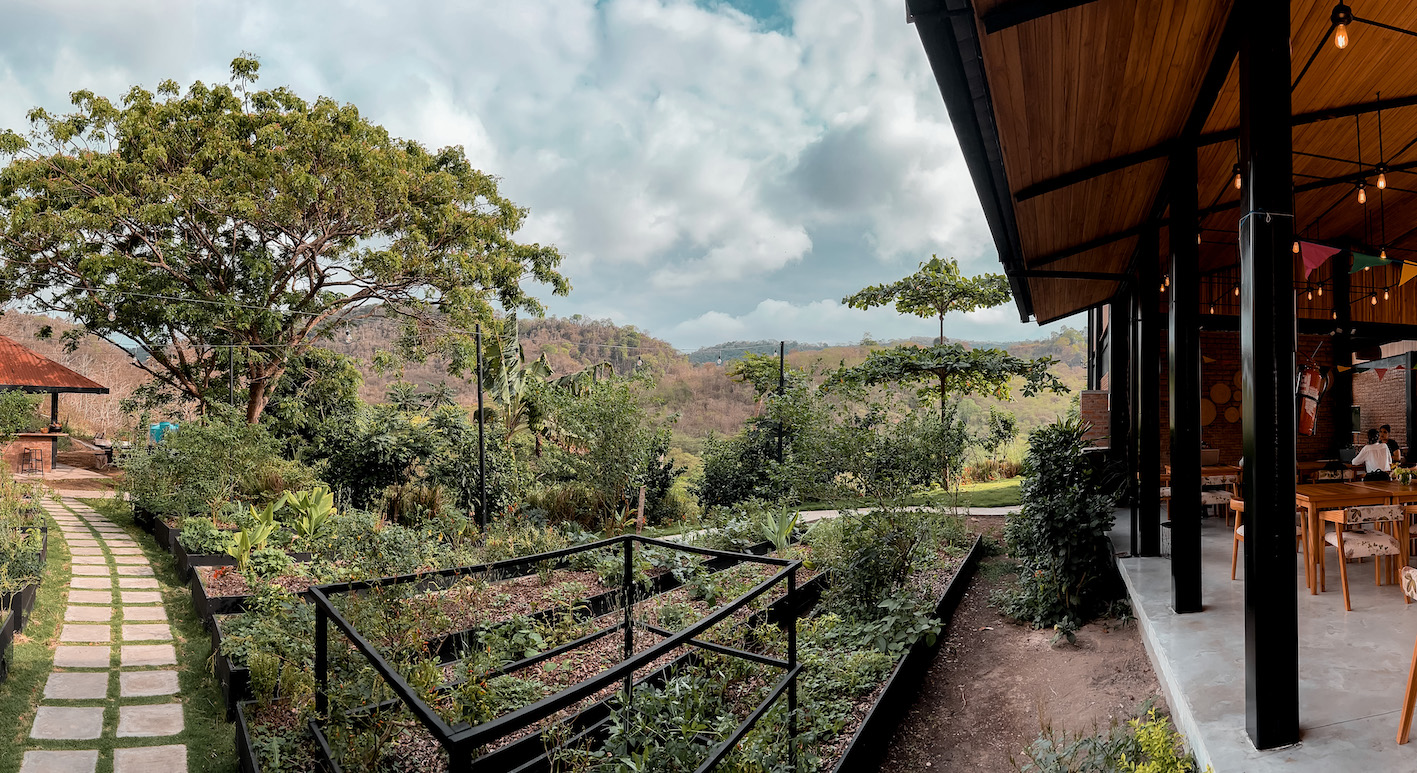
[1309,505,1321,594]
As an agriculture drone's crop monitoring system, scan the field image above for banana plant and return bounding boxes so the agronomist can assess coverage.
[226,502,279,573]
[757,506,800,553]
[285,486,337,545]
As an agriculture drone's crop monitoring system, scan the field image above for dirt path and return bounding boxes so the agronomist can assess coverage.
[883,533,1165,770]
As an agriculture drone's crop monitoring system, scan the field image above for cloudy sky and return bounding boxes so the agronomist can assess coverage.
[0,0,1071,351]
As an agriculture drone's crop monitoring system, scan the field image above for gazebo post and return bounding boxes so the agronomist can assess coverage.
[1239,0,1300,748]
[1108,293,1134,548]
[1138,225,1162,557]
[1168,147,1202,614]
[49,393,58,427]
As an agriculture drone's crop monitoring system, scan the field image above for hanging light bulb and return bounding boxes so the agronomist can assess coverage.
[1164,275,1170,287]
[1319,285,1324,297]
[1333,3,1353,49]
[636,356,643,369]
[1293,240,1301,254]
[1197,232,1203,245]
[1372,294,1378,305]
[1333,311,1339,320]
[716,354,722,366]
[1233,164,1242,190]
[1335,22,1349,48]
[345,329,352,345]
[1160,283,1166,293]
[1308,289,1314,301]
[1378,167,1388,189]
[1385,288,1391,300]
[1381,247,1388,260]
[1209,303,1216,314]
[1358,183,1367,205]
[1234,285,1240,297]
[106,309,116,322]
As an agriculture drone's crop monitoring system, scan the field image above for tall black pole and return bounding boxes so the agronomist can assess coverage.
[476,324,487,529]
[228,344,235,408]
[1138,225,1162,558]
[1168,147,1202,614]
[1239,0,1299,748]
[777,341,785,464]
[1109,296,1135,550]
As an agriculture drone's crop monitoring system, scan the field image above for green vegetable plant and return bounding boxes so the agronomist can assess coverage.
[284,486,337,545]
[226,502,280,573]
[756,505,799,553]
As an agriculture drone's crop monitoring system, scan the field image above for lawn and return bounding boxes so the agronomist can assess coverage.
[799,477,1023,512]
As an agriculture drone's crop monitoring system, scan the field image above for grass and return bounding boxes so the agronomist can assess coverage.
[798,477,1023,512]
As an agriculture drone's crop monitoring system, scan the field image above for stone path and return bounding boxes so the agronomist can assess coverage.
[20,500,187,773]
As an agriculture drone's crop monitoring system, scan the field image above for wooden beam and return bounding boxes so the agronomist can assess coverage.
[1017,93,1417,203]
[1016,270,1129,279]
[1028,220,1164,267]
[980,0,1101,33]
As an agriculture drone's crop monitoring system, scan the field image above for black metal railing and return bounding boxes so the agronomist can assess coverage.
[309,534,800,773]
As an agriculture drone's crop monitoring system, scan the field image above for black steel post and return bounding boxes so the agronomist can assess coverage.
[788,566,798,769]
[476,325,487,529]
[1333,266,1354,450]
[1110,296,1136,552]
[1168,149,1203,614]
[1407,352,1416,458]
[777,341,785,464]
[49,392,58,426]
[1239,0,1300,747]
[228,345,235,408]
[315,604,328,716]
[623,538,634,709]
[1138,226,1162,557]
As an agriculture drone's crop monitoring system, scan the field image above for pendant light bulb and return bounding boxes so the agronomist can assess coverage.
[1372,294,1378,306]
[1385,289,1391,300]
[1308,289,1314,301]
[1319,285,1324,297]
[106,309,116,322]
[1358,184,1367,205]
[1160,283,1166,293]
[1332,3,1353,49]
[1164,275,1170,287]
[1293,240,1301,254]
[1379,171,1388,189]
[1233,286,1240,297]
[1335,23,1349,49]
[1210,304,1216,314]
[1197,232,1203,245]
[1381,247,1388,259]
[1232,165,1242,190]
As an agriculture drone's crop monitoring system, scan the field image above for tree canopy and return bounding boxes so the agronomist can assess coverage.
[834,343,1066,404]
[0,56,568,422]
[841,255,1010,344]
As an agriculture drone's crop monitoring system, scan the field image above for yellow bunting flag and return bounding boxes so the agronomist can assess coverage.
[1337,365,1353,372]
[1402,262,1417,288]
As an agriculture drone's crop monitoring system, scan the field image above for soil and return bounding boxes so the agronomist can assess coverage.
[882,515,1165,772]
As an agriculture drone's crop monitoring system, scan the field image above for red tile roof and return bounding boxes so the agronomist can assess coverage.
[0,335,109,393]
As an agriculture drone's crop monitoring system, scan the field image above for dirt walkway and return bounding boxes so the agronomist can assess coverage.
[883,546,1165,770]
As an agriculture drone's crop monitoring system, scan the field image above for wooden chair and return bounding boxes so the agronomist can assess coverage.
[1230,498,1307,583]
[1397,566,1417,744]
[1319,505,1406,611]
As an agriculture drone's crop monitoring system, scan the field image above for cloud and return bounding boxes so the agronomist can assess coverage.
[0,0,1066,350]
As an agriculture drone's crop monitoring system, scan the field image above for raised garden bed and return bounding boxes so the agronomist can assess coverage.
[211,615,253,718]
[18,526,48,566]
[831,534,983,773]
[152,518,180,555]
[1,583,38,633]
[0,607,13,684]
[175,540,312,583]
[191,566,316,627]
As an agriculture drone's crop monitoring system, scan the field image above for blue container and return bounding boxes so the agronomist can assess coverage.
[149,424,162,444]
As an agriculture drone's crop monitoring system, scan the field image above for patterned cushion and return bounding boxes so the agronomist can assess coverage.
[1345,505,1403,524]
[1403,566,1417,602]
[1159,487,1171,499]
[1200,491,1233,506]
[1324,528,1400,558]
[1202,475,1238,486]
[1316,469,1355,481]
[1234,524,1303,538]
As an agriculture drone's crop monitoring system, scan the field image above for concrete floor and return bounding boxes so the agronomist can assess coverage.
[1115,511,1417,772]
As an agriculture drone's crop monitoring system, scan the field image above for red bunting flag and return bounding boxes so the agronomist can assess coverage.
[1376,368,1389,381]
[1300,241,1342,279]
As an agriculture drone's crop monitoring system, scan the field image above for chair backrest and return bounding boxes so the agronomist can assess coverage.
[1343,504,1403,524]
[1202,474,1238,486]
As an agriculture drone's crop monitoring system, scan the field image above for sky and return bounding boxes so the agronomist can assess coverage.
[0,0,1072,351]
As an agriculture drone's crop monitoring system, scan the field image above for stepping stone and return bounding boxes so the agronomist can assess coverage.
[113,745,186,773]
[72,565,110,576]
[53,645,110,668]
[118,578,159,589]
[116,565,154,576]
[116,703,184,737]
[70,577,111,590]
[120,591,162,604]
[70,548,105,556]
[120,670,180,697]
[122,623,172,641]
[30,705,104,739]
[68,590,112,605]
[19,749,99,773]
[60,624,111,643]
[71,555,106,565]
[113,555,147,564]
[67,540,99,547]
[121,644,176,667]
[109,547,143,555]
[123,606,167,621]
[65,606,112,622]
[44,671,110,700]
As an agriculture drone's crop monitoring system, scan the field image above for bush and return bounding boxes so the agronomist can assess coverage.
[998,416,1120,634]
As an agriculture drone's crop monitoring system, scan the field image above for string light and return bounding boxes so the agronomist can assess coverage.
[1293,240,1301,254]
[1232,164,1242,190]
[1381,247,1388,259]
[1308,289,1313,301]
[1197,232,1203,245]
[716,355,723,366]
[1319,285,1324,297]
[1358,182,1367,205]
[1160,283,1166,293]
[106,310,116,322]
[1333,311,1339,320]
[1372,294,1379,306]
[1378,167,1388,189]
[1332,3,1352,49]
[1233,285,1240,296]
[1385,288,1391,300]
[1164,275,1170,287]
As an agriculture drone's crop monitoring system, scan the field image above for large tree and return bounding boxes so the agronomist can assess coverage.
[0,57,568,422]
[842,255,1010,345]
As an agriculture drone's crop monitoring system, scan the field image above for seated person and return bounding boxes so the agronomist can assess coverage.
[1353,428,1393,481]
[1381,424,1403,465]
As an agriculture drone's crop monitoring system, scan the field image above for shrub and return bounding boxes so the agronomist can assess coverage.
[178,518,234,555]
[999,415,1120,634]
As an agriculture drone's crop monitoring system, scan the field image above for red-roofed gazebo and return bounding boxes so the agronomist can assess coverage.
[0,335,109,470]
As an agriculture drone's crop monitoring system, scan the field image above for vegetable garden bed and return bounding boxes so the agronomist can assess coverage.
[1,583,37,634]
[0,607,12,684]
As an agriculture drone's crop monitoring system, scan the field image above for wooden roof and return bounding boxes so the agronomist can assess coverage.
[911,0,1417,325]
[0,335,109,394]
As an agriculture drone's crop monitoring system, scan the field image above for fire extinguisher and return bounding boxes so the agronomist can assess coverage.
[1296,365,1328,436]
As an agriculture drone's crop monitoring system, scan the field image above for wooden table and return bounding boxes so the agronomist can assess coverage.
[1295,483,1394,593]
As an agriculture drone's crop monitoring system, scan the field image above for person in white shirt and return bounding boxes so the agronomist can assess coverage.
[1352,428,1392,481]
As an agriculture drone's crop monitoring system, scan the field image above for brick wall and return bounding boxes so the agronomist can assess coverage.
[1080,390,1109,446]
[1155,331,1337,467]
[1352,368,1406,448]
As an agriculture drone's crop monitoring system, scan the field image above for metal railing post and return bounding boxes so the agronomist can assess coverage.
[788,565,798,770]
[623,537,634,708]
[315,604,328,717]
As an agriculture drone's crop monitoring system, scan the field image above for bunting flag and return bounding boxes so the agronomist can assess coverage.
[1300,240,1342,278]
[1202,355,1217,364]
[1402,262,1417,287]
[1337,364,1354,372]
[1377,368,1390,381]
[1397,365,1408,371]
[1351,251,1393,273]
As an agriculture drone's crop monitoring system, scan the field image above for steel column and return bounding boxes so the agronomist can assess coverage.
[1138,226,1162,558]
[1109,297,1135,549]
[1168,148,1203,613]
[1407,352,1416,457]
[1239,0,1300,747]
